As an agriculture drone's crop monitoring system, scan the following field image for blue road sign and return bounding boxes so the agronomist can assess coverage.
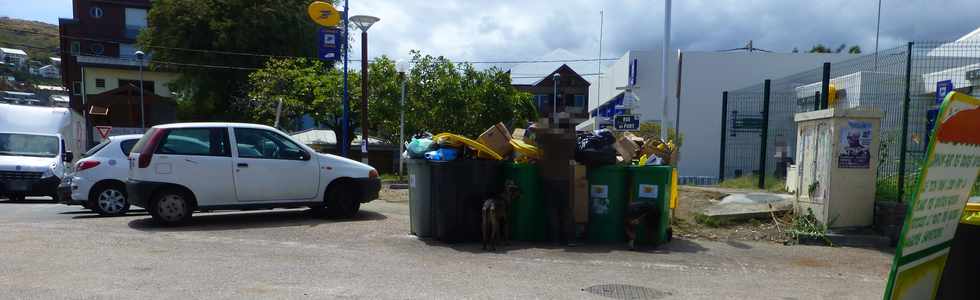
[318,27,342,61]
[936,80,953,105]
[614,115,640,131]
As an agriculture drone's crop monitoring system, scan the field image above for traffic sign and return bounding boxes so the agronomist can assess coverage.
[936,80,953,105]
[307,1,341,27]
[613,115,640,131]
[96,126,112,139]
[318,27,342,61]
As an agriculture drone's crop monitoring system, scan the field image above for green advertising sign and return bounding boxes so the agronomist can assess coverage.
[883,92,980,300]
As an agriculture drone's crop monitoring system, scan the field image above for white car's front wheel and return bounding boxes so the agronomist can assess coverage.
[91,183,130,216]
[150,188,193,225]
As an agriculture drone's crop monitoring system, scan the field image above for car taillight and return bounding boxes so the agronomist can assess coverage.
[138,129,167,168]
[369,169,379,178]
[76,160,100,172]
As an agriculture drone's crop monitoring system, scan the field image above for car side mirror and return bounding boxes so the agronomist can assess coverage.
[63,151,74,163]
[283,149,309,160]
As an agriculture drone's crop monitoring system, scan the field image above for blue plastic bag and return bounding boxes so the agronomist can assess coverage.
[424,148,458,161]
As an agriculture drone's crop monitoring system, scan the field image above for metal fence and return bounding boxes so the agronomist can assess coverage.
[719,41,980,200]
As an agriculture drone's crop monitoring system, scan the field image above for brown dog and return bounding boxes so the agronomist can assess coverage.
[482,181,520,251]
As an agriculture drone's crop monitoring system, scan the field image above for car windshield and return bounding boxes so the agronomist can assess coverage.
[0,133,59,158]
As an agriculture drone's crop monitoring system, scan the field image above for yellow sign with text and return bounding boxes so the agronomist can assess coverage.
[307,1,341,27]
[883,92,980,300]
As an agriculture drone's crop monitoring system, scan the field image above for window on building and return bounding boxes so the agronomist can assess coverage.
[124,8,148,39]
[89,43,104,56]
[119,79,155,93]
[535,94,553,111]
[574,94,586,107]
[95,78,105,88]
[73,81,82,95]
[70,41,80,55]
[89,7,103,18]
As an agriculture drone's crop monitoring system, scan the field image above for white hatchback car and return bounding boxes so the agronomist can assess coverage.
[126,123,380,225]
[59,134,142,216]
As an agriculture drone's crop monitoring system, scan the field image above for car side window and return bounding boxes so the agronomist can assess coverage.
[156,128,230,157]
[119,139,138,156]
[234,128,306,160]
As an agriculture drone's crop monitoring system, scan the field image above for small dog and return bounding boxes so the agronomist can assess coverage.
[624,201,658,250]
[482,181,521,251]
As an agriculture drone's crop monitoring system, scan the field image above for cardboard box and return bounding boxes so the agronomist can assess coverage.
[512,128,527,141]
[477,122,513,157]
[613,135,639,162]
[571,163,588,224]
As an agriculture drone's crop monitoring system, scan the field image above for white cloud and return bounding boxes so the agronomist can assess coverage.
[344,0,980,64]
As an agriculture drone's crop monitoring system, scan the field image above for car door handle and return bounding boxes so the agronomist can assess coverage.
[237,163,248,168]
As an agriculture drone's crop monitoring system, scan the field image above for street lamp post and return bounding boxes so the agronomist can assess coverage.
[135,50,146,130]
[350,15,379,165]
[552,73,560,127]
[397,61,409,180]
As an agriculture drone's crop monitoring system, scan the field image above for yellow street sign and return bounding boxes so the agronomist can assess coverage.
[308,1,341,27]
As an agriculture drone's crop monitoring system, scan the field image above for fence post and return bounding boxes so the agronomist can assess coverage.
[898,42,914,202]
[719,91,728,182]
[758,80,771,189]
[813,91,821,111]
[820,62,831,109]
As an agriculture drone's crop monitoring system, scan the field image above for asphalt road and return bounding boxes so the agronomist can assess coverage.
[0,195,893,299]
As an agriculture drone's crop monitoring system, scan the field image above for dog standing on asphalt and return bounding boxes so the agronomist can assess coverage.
[482,181,521,251]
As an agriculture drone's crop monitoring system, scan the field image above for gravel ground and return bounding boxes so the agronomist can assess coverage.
[0,193,892,299]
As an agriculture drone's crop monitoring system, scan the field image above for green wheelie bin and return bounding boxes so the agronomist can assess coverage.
[627,165,673,246]
[587,165,629,243]
[504,163,547,241]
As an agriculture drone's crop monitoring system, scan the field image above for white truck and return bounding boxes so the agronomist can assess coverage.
[0,103,84,201]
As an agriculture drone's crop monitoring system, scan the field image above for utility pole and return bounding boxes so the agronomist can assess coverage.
[341,0,350,157]
[660,0,672,139]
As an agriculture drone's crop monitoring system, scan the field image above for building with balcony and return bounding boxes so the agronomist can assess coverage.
[59,0,177,145]
[0,48,28,69]
[509,49,595,129]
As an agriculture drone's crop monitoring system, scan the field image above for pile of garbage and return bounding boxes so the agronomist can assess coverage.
[574,130,678,167]
[404,122,541,162]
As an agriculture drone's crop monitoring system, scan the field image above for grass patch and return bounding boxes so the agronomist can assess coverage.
[693,213,729,228]
[786,208,833,246]
[719,175,786,193]
[379,173,403,182]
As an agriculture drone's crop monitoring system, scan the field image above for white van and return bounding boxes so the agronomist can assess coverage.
[0,104,82,201]
[127,123,381,225]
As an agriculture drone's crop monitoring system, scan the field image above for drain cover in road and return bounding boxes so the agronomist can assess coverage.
[583,284,670,299]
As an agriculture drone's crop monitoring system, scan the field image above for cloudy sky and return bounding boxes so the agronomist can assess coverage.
[5,0,979,65]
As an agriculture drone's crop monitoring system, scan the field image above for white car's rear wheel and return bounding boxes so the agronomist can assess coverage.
[150,189,193,225]
[92,183,130,216]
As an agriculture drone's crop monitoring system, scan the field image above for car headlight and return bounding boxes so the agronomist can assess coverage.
[42,168,54,178]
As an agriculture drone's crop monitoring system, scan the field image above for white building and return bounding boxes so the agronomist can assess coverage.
[0,47,28,68]
[586,49,857,180]
[38,65,60,79]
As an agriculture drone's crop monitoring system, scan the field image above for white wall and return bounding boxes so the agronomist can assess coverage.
[590,50,859,178]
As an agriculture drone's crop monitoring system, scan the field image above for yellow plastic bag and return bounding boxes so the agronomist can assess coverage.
[432,133,504,160]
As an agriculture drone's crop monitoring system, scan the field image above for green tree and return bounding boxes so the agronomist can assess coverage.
[247,51,536,151]
[808,44,862,54]
[140,0,320,121]
[808,44,832,53]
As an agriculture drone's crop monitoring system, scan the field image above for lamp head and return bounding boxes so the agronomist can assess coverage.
[350,15,380,32]
[134,51,145,60]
